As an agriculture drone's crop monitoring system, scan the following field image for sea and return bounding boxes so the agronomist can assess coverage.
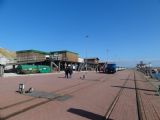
[151,73,160,80]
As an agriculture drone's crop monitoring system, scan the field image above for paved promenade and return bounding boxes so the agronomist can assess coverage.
[0,70,159,120]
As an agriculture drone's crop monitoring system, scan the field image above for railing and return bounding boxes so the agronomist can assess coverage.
[17,56,46,62]
[50,56,63,61]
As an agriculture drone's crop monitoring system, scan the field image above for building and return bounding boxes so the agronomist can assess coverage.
[84,57,99,64]
[16,50,49,63]
[50,50,78,62]
[15,49,100,72]
[0,48,103,75]
[84,57,100,70]
[50,50,79,70]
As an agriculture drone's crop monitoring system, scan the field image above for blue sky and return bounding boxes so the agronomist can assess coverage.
[0,0,160,67]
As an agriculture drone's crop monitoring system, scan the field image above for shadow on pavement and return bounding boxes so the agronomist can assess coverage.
[67,108,113,120]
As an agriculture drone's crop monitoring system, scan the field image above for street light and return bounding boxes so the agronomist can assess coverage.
[82,35,88,79]
[85,35,89,72]
[106,49,109,62]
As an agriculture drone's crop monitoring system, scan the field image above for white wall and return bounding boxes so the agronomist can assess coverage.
[0,57,8,65]
[78,58,84,63]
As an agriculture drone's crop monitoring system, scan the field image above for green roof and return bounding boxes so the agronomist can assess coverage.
[84,57,100,60]
[50,50,79,55]
[16,49,49,55]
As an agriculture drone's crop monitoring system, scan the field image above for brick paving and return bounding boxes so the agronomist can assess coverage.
[135,72,160,120]
[0,70,159,120]
[109,72,138,120]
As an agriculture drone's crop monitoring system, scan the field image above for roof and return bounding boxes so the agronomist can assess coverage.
[84,57,100,60]
[99,62,107,64]
[50,50,79,55]
[16,50,49,55]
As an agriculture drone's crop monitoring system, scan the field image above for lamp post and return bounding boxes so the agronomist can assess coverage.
[85,51,87,72]
[85,35,89,72]
[82,35,88,79]
[148,62,152,76]
[106,49,109,63]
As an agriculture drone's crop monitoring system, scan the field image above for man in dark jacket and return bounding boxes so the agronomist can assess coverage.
[65,66,69,78]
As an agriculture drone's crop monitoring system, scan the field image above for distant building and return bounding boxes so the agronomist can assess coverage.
[84,57,100,70]
[84,57,99,64]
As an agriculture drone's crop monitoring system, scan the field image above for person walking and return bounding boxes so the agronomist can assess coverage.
[65,66,69,78]
[68,66,73,78]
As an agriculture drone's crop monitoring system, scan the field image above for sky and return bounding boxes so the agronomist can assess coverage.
[0,0,160,67]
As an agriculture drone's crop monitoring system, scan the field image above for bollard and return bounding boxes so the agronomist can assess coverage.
[19,83,25,94]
